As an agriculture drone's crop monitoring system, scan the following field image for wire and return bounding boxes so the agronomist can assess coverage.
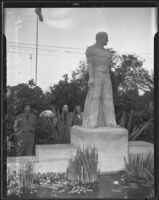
[7,50,84,58]
[7,41,86,51]
[7,45,84,55]
[7,41,154,56]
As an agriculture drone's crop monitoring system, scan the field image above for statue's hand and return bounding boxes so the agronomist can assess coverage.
[88,78,94,89]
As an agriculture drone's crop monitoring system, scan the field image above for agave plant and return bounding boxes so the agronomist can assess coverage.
[55,110,71,144]
[124,153,154,184]
[120,108,153,141]
[18,160,35,188]
[67,145,99,184]
[7,160,36,196]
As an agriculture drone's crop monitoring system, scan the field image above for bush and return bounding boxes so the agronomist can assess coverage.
[67,145,99,184]
[7,160,35,196]
[124,153,154,184]
[36,116,56,144]
[36,110,72,144]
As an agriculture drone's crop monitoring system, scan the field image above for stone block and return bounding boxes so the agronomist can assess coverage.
[71,126,128,173]
[35,144,76,173]
[128,141,154,155]
[7,156,38,172]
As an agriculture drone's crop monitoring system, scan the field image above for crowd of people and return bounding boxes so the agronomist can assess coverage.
[12,102,83,156]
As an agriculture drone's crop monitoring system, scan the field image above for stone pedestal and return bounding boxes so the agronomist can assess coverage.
[71,126,128,173]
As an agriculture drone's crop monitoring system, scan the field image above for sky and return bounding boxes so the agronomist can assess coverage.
[4,7,157,92]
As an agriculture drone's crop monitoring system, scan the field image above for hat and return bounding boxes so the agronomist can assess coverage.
[23,101,32,108]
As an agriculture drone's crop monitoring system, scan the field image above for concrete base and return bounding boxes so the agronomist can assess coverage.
[71,126,128,173]
[35,144,76,173]
[128,141,154,155]
[7,141,154,174]
[7,156,38,172]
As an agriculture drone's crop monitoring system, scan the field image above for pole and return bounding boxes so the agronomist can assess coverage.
[35,14,38,85]
[30,54,32,79]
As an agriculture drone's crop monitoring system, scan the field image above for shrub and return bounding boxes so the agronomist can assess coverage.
[7,160,35,196]
[36,116,56,144]
[124,153,154,184]
[36,110,72,144]
[67,145,99,184]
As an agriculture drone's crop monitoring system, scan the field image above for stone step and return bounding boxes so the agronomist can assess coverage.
[128,141,154,155]
[7,141,154,174]
[36,144,76,161]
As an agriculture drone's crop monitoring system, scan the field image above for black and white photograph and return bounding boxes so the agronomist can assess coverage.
[2,2,158,199]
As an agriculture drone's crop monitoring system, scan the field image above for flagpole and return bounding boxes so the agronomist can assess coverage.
[35,13,39,85]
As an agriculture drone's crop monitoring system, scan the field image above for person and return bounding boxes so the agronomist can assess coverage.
[72,105,83,126]
[82,32,118,128]
[39,105,58,126]
[14,102,37,156]
[60,104,73,143]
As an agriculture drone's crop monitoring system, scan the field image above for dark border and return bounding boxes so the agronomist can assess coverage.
[2,1,159,8]
[1,1,159,200]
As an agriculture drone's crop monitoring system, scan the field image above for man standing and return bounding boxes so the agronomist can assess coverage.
[82,32,118,128]
[14,102,37,156]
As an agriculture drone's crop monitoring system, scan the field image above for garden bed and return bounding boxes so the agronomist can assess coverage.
[7,171,154,199]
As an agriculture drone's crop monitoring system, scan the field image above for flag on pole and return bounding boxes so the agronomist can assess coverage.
[35,8,43,22]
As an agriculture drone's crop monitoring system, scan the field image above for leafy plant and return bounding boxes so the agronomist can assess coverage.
[18,160,35,188]
[120,107,153,142]
[36,116,56,144]
[55,110,71,144]
[7,160,36,196]
[67,145,99,184]
[124,153,154,184]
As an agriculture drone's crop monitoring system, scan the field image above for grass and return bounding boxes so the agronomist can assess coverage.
[18,160,35,188]
[7,160,36,196]
[54,110,71,144]
[124,153,154,184]
[67,145,99,184]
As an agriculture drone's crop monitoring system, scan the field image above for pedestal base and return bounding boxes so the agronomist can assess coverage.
[71,126,128,173]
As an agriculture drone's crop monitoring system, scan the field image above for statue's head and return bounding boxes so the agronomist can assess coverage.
[96,32,108,46]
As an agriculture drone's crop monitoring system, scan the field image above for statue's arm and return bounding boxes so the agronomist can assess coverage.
[108,50,112,72]
[86,47,95,87]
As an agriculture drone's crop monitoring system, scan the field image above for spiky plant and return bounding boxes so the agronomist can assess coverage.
[124,153,154,184]
[18,160,35,188]
[67,145,99,184]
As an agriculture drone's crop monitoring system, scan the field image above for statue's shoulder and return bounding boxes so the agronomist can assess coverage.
[86,45,96,56]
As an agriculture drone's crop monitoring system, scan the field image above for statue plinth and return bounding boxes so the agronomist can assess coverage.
[71,126,128,173]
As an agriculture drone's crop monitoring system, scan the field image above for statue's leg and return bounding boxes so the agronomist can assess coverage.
[82,90,92,127]
[89,75,102,128]
[102,74,117,126]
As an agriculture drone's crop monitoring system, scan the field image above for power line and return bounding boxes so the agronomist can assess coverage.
[7,41,86,51]
[7,50,83,58]
[7,41,153,55]
[7,45,84,55]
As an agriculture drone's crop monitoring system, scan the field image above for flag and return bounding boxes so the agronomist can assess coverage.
[35,8,43,22]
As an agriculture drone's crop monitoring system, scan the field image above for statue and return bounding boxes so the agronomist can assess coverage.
[82,32,118,128]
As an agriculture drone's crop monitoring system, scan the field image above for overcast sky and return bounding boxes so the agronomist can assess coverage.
[4,7,157,91]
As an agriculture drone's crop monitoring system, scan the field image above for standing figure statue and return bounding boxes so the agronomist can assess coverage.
[82,32,118,128]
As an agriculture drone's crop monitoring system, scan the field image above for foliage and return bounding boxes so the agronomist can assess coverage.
[119,100,154,142]
[18,160,35,188]
[36,116,57,144]
[7,160,36,196]
[36,110,71,144]
[67,146,99,184]
[49,68,87,112]
[55,110,71,144]
[124,153,154,184]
